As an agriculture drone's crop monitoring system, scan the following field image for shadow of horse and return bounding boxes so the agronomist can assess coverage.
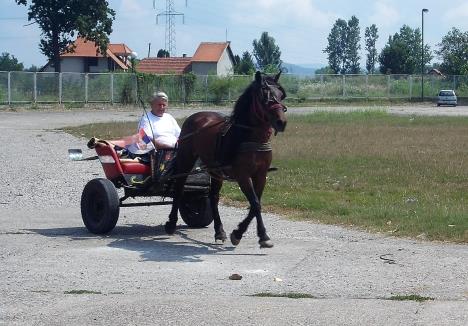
[26,224,265,263]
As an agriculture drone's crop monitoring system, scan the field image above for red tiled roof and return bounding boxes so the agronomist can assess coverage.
[108,43,132,55]
[136,57,192,74]
[192,42,230,62]
[62,37,103,57]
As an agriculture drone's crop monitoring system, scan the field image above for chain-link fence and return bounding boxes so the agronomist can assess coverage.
[0,71,467,105]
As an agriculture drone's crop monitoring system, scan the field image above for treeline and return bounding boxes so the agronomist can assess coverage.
[322,16,468,76]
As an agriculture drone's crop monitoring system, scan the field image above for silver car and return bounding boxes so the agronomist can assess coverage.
[437,89,457,107]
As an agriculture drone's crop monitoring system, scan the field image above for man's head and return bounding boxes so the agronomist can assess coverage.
[150,91,169,117]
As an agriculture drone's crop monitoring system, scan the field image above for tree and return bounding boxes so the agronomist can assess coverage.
[324,18,347,74]
[324,16,360,74]
[0,53,24,71]
[344,16,361,74]
[436,28,468,75]
[157,49,170,58]
[315,66,335,74]
[16,0,115,72]
[364,24,378,74]
[252,32,282,71]
[378,25,432,74]
[234,51,255,75]
[24,65,39,72]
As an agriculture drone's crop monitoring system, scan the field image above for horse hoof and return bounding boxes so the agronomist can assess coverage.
[215,231,227,243]
[230,232,241,246]
[164,221,176,235]
[259,239,274,248]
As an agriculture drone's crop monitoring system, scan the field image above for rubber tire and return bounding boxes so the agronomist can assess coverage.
[81,178,120,234]
[179,194,213,228]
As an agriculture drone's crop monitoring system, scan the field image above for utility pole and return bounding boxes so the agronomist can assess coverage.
[155,0,187,57]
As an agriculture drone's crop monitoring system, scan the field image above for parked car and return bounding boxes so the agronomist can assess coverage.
[437,90,457,107]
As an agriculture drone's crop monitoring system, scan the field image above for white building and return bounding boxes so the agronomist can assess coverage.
[42,37,133,73]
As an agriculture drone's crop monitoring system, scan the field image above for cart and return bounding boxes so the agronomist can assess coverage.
[76,138,213,234]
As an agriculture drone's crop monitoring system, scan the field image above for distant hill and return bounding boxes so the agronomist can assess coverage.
[282,63,325,76]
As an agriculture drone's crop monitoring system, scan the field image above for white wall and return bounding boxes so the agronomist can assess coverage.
[191,62,217,75]
[217,50,233,76]
[43,57,83,72]
[89,58,109,73]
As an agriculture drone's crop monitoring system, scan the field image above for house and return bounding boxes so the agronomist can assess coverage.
[428,68,445,77]
[42,37,133,73]
[136,42,235,76]
[191,42,235,76]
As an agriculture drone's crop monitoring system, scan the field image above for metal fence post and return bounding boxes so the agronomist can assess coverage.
[453,75,456,90]
[204,75,208,103]
[85,73,88,103]
[33,72,37,104]
[134,73,138,105]
[366,74,369,98]
[409,75,413,99]
[110,73,114,104]
[387,75,390,98]
[7,72,11,105]
[59,73,62,104]
[342,75,345,98]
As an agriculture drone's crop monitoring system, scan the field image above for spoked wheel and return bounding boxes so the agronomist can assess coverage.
[179,193,213,228]
[81,178,120,234]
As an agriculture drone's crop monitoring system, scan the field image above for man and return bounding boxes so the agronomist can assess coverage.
[128,91,181,155]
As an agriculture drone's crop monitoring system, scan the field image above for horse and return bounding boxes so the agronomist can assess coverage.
[165,71,287,248]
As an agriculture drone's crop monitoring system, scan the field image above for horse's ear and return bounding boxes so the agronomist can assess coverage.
[255,71,262,84]
[274,70,282,82]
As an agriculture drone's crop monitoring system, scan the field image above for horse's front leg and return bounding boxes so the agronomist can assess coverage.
[230,176,273,248]
[165,148,196,235]
[165,175,186,234]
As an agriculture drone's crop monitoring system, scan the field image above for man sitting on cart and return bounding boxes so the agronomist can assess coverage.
[126,91,181,179]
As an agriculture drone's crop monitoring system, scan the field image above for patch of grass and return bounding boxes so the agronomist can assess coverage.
[64,289,102,295]
[388,294,434,302]
[251,292,316,299]
[63,110,468,242]
[60,121,138,140]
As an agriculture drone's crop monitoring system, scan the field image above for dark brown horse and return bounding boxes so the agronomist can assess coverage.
[165,71,287,248]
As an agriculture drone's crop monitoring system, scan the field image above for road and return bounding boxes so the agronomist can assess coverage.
[0,105,467,325]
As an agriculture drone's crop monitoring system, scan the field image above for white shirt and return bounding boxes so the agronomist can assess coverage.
[128,111,181,154]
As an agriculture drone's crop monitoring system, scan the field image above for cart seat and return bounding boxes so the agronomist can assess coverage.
[120,159,151,175]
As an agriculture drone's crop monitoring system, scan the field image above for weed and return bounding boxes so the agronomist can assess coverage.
[388,294,434,302]
[64,290,102,295]
[251,292,316,299]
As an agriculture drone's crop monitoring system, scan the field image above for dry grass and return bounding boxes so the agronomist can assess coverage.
[223,111,468,242]
[62,110,468,242]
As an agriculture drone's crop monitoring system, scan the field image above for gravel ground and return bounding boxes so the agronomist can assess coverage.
[0,105,467,325]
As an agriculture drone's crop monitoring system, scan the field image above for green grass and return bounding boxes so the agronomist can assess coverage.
[251,292,316,299]
[388,294,434,302]
[62,110,468,242]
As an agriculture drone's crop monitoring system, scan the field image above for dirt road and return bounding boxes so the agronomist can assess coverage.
[0,106,467,325]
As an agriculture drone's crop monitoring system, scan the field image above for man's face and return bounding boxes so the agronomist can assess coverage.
[151,98,168,117]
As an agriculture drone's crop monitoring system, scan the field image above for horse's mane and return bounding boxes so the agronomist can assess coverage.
[230,80,259,125]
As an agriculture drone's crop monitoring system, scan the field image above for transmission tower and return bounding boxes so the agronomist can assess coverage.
[155,0,186,57]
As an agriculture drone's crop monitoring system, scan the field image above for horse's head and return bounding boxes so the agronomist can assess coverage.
[254,71,288,134]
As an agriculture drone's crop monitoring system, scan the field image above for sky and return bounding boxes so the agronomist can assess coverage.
[1,0,468,68]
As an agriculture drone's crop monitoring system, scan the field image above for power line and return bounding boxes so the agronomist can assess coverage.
[154,0,187,56]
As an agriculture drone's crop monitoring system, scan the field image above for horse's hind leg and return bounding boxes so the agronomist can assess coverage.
[209,178,226,242]
[165,149,196,235]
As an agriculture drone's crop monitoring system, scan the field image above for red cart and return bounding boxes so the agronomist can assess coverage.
[78,138,213,234]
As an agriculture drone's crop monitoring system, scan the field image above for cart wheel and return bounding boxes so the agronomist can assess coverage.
[179,194,213,228]
[81,178,120,234]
